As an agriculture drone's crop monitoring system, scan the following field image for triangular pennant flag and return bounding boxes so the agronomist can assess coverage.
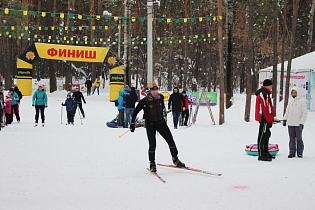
[42,12,46,17]
[14,10,19,15]
[78,15,82,19]
[96,15,101,20]
[23,11,28,16]
[51,13,55,17]
[60,13,64,18]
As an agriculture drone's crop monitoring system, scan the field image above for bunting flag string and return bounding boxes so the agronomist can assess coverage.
[0,8,223,23]
[0,31,224,45]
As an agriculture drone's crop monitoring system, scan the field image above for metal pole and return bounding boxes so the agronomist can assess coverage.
[147,1,153,86]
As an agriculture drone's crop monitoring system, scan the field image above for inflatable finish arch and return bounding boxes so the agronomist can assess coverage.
[17,43,124,101]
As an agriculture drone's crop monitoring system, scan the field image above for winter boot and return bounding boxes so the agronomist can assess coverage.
[298,155,303,158]
[34,123,38,127]
[150,161,157,173]
[288,154,295,158]
[258,156,272,162]
[172,156,186,168]
[265,152,276,159]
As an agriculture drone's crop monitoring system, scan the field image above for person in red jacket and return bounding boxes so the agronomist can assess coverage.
[181,91,191,126]
[255,79,277,161]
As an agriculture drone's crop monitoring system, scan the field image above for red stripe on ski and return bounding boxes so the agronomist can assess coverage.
[147,168,166,183]
[157,163,222,176]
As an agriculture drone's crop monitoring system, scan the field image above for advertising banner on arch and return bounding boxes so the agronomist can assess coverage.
[35,43,109,62]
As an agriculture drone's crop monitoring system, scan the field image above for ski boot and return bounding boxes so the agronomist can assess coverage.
[150,161,157,173]
[172,156,186,168]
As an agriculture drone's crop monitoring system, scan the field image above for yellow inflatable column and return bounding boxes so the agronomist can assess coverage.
[17,58,33,96]
[110,65,124,101]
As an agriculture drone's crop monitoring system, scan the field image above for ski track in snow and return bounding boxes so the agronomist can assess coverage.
[0,90,315,210]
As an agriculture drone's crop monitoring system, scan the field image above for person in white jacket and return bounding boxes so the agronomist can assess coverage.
[283,86,307,158]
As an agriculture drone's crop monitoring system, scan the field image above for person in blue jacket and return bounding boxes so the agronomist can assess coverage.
[62,93,76,125]
[9,87,20,123]
[32,85,48,126]
[124,87,138,128]
[117,90,124,128]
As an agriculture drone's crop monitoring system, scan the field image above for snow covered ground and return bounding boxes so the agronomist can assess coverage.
[1,90,315,210]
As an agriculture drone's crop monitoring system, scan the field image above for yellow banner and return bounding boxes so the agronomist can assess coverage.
[35,43,109,62]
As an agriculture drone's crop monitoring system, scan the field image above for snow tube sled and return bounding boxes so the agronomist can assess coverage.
[106,122,118,128]
[245,144,279,156]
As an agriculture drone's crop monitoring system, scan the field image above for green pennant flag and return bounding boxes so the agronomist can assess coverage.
[155,41,158,44]
[69,14,74,19]
[59,26,62,30]
[136,42,139,44]
[214,33,217,36]
[32,27,35,31]
[158,18,162,23]
[115,38,118,41]
[164,37,167,40]
[41,35,44,39]
[105,16,109,20]
[87,15,91,20]
[43,39,46,42]
[202,34,205,38]
[132,38,135,41]
[33,38,36,41]
[111,26,115,29]
[71,41,74,44]
[27,34,30,37]
[4,26,8,30]
[99,26,102,30]
[123,17,127,22]
[32,11,37,17]
[78,38,81,41]
[45,27,48,31]
[189,35,192,39]
[62,41,64,44]
[71,26,75,31]
[174,40,177,44]
[86,26,89,30]
[14,10,19,15]
[56,36,59,39]
[140,17,145,22]
[23,37,26,40]
[51,13,55,17]
[80,41,83,44]
[191,18,195,22]
[175,19,179,23]
[207,17,211,21]
[52,40,55,43]
[92,38,96,42]
[18,26,22,31]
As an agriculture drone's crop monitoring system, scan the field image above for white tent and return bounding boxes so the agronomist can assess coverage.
[259,51,315,110]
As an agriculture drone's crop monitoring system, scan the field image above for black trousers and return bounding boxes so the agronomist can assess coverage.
[181,109,189,126]
[35,105,45,123]
[146,120,178,162]
[74,103,84,116]
[257,121,272,156]
[5,113,12,124]
[11,104,20,122]
[87,87,91,96]
[67,111,74,123]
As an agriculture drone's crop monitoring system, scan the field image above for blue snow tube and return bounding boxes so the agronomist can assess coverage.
[106,122,118,128]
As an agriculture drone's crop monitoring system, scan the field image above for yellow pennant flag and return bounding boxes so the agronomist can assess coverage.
[79,26,82,30]
[34,35,37,38]
[105,26,109,30]
[25,26,29,30]
[49,36,51,39]
[184,18,188,23]
[71,37,74,41]
[42,12,46,17]
[78,15,82,19]
[118,25,121,29]
[96,15,100,20]
[60,13,65,18]
[11,26,15,30]
[167,18,171,23]
[114,16,119,21]
[132,17,136,22]
[199,17,203,22]
[65,27,68,31]
[38,27,42,31]
[208,34,211,37]
[4,8,9,14]
[23,11,28,16]
[21,33,24,37]
[92,26,96,30]
[51,26,55,30]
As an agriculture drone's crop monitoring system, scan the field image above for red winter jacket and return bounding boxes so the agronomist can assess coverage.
[255,87,274,123]
[181,95,190,110]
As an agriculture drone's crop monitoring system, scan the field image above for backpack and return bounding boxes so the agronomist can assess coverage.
[114,100,118,107]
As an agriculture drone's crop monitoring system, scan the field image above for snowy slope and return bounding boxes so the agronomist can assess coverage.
[0,90,315,210]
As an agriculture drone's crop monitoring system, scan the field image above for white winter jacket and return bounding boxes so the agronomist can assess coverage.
[283,87,307,126]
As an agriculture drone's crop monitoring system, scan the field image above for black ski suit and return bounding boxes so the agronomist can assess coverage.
[72,91,86,117]
[131,93,179,162]
[85,80,93,96]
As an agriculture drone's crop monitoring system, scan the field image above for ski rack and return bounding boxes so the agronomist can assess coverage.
[192,88,215,125]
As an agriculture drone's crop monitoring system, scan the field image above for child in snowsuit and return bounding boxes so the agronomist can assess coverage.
[4,93,13,125]
[62,93,76,125]
[283,87,307,158]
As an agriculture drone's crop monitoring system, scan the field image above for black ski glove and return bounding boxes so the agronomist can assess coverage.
[130,123,136,132]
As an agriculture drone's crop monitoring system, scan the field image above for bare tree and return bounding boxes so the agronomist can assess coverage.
[272,0,278,116]
[284,0,300,115]
[307,0,315,53]
[226,0,233,109]
[279,0,287,102]
[218,0,225,125]
[244,0,254,122]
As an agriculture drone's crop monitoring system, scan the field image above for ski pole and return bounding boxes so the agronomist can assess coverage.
[119,129,130,138]
[61,104,63,124]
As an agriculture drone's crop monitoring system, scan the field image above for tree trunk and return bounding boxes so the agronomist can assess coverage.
[280,0,287,102]
[284,0,300,115]
[168,22,173,90]
[46,0,56,93]
[226,0,233,109]
[218,0,225,125]
[244,0,254,122]
[307,0,315,53]
[272,0,278,116]
[90,0,96,81]
[183,0,188,90]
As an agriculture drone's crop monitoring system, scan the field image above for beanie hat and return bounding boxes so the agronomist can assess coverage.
[263,79,273,87]
[38,84,43,88]
[67,93,72,97]
[9,87,14,92]
[149,82,159,90]
[182,90,186,94]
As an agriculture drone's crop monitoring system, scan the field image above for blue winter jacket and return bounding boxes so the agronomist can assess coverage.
[62,98,76,112]
[32,90,48,106]
[117,90,124,110]
[11,92,19,106]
